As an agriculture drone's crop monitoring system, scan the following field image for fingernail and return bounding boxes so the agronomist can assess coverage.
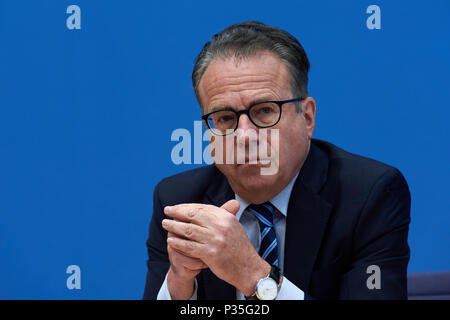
[162,219,169,227]
[164,206,172,213]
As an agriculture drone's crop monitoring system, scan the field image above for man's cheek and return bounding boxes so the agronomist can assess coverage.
[260,129,280,176]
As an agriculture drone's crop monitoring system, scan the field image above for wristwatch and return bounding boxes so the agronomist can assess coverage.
[246,265,282,300]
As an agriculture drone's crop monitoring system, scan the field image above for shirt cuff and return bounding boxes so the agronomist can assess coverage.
[156,272,198,300]
[275,276,305,300]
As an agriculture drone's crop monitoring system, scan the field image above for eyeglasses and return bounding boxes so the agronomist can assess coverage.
[201,97,303,136]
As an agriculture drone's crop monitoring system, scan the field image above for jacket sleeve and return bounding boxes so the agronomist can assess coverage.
[339,168,411,299]
[142,181,170,300]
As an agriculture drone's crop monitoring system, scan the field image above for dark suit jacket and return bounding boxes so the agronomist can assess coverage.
[143,139,411,300]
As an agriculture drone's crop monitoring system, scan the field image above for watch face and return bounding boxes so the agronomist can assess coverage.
[256,277,278,300]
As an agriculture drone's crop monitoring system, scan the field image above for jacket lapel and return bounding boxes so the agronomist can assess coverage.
[284,142,332,296]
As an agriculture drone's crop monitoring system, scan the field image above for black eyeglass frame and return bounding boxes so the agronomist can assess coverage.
[201,97,304,136]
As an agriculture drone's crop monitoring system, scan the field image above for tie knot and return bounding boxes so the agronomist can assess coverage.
[248,202,275,227]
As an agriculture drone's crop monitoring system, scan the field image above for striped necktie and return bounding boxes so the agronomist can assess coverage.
[247,202,279,267]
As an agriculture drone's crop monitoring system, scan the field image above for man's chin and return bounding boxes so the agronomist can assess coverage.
[236,165,277,186]
[216,163,281,203]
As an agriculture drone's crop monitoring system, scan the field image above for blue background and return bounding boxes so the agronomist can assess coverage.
[1,0,449,299]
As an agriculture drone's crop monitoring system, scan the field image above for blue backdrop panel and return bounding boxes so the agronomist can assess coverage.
[0,0,449,299]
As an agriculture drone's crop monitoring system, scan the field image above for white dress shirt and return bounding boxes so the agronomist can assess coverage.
[157,172,304,300]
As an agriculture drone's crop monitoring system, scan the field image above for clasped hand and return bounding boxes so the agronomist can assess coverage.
[162,200,270,298]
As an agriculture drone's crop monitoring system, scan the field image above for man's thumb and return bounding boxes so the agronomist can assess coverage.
[221,199,240,216]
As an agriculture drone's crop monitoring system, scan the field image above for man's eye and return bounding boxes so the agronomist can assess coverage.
[256,106,275,114]
[219,115,233,122]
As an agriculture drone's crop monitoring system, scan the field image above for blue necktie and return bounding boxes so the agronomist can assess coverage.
[247,202,279,267]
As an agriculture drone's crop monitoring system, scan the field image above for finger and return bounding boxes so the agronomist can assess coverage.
[167,246,208,270]
[167,231,183,240]
[221,199,240,216]
[167,236,204,259]
[162,219,210,243]
[164,204,216,227]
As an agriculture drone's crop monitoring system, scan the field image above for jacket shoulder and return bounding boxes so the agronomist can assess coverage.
[313,139,403,181]
[312,139,409,199]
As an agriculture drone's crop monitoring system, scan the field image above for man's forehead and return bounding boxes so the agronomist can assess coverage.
[208,95,278,112]
[198,52,290,110]
[204,51,285,78]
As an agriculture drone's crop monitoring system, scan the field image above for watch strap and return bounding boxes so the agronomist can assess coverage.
[269,265,281,286]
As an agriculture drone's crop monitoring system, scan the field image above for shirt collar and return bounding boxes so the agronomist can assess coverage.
[234,171,299,220]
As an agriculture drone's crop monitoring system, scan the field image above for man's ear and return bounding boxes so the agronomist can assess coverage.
[302,97,316,139]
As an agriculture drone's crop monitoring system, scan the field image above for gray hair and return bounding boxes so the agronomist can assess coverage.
[192,21,310,112]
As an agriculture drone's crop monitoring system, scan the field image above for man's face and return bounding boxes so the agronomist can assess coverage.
[198,51,316,204]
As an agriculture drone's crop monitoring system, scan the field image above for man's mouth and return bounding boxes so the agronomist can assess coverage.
[239,157,271,165]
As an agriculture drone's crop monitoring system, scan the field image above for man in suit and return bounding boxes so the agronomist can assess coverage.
[143,21,411,300]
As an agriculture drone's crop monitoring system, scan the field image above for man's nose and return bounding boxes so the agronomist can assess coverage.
[234,113,259,147]
[236,113,257,132]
